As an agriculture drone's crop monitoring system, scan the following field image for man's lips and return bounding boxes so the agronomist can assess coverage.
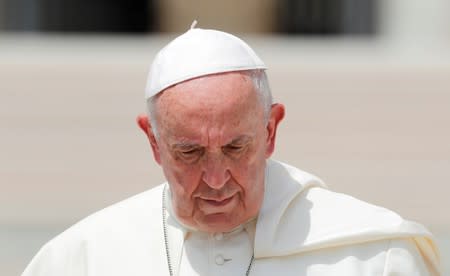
[197,194,238,212]
[202,196,233,206]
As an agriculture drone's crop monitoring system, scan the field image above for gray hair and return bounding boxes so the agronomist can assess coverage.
[146,69,273,138]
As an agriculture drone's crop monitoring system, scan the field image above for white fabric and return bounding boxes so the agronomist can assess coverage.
[145,28,266,99]
[179,224,254,275]
[22,159,441,275]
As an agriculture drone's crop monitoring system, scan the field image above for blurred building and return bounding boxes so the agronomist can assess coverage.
[0,0,377,34]
[0,0,156,32]
[1,0,449,42]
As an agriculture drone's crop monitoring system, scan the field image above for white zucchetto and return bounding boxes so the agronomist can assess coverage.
[145,24,266,99]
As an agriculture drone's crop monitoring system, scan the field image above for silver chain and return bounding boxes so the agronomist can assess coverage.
[162,185,254,276]
[162,185,174,276]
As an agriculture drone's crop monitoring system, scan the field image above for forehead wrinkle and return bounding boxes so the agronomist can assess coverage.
[163,73,254,108]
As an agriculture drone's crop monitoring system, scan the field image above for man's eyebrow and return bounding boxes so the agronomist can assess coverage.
[171,141,201,150]
[170,135,253,149]
[228,135,253,145]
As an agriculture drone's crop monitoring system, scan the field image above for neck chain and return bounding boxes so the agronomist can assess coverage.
[162,185,254,276]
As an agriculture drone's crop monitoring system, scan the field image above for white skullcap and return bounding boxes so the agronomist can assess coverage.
[145,23,266,99]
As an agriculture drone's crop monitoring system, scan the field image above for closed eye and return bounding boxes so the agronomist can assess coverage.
[223,144,246,154]
[182,148,197,154]
[228,145,243,150]
[178,148,204,161]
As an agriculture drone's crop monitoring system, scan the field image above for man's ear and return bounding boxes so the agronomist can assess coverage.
[136,113,161,164]
[265,103,285,158]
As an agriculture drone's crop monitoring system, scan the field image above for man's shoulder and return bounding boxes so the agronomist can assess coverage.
[22,184,168,275]
[48,184,165,247]
[265,159,430,241]
[259,160,437,265]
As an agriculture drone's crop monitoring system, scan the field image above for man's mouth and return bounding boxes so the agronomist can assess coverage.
[203,196,233,206]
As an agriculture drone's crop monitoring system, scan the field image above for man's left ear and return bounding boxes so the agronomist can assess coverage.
[265,103,285,157]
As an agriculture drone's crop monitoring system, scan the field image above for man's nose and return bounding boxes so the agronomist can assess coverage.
[202,154,231,189]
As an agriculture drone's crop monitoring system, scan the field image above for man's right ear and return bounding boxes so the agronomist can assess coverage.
[136,114,161,164]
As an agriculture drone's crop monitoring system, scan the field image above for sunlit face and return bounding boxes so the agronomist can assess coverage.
[141,72,284,233]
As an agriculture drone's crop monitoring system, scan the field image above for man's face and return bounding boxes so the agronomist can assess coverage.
[142,72,283,233]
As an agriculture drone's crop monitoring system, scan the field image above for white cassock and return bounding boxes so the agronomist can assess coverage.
[22,159,441,275]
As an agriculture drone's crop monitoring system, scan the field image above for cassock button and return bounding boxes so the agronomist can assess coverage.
[215,254,225,265]
[214,232,224,241]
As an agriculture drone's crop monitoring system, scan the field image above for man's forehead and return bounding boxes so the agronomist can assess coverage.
[153,74,259,134]
[153,72,264,147]
[158,72,255,105]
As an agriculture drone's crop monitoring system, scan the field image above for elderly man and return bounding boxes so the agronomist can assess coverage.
[23,26,440,275]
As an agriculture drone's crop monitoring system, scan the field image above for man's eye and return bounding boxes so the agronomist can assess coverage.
[179,148,203,160]
[225,144,245,153]
[181,149,198,156]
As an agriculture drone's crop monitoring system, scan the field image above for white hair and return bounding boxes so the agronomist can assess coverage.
[146,69,273,138]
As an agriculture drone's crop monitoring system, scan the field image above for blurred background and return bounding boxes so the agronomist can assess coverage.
[1,0,449,274]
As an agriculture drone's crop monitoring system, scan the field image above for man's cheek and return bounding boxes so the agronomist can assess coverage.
[175,171,199,192]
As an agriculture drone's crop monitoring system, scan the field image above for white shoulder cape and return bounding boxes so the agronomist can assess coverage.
[255,160,439,274]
